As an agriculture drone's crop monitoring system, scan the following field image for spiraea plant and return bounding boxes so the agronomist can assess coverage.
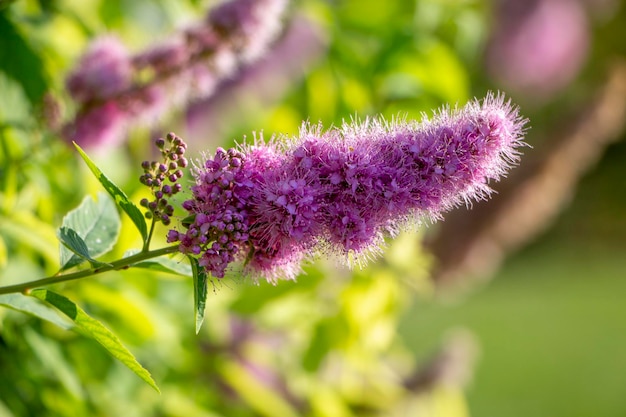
[0,91,526,392]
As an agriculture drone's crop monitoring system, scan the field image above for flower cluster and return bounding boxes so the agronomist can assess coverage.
[63,0,288,149]
[169,93,527,282]
[167,147,254,278]
[139,133,188,226]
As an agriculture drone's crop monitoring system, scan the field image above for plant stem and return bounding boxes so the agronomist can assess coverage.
[143,218,157,252]
[0,245,180,296]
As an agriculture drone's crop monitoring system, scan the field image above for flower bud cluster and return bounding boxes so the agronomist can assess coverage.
[63,0,288,149]
[170,93,528,283]
[167,147,254,278]
[139,132,188,226]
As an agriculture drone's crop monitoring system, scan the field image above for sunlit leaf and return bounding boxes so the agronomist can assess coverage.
[74,143,148,243]
[0,397,15,417]
[59,193,120,271]
[0,236,6,269]
[189,256,208,334]
[0,72,30,126]
[77,282,156,343]
[0,213,59,266]
[219,361,299,417]
[0,293,72,330]
[30,289,160,393]
[303,316,349,372]
[309,386,352,417]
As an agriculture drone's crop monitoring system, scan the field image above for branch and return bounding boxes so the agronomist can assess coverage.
[0,245,180,295]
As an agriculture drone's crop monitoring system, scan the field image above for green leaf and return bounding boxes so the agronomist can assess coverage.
[189,256,208,334]
[0,213,59,266]
[23,328,84,399]
[58,227,110,269]
[124,249,192,277]
[59,193,120,271]
[0,71,30,126]
[0,397,15,417]
[0,235,7,269]
[30,289,160,393]
[0,293,73,330]
[0,13,48,105]
[74,143,148,243]
[219,361,300,417]
[303,316,348,372]
[181,214,196,228]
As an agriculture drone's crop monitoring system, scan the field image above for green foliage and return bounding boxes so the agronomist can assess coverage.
[58,226,110,269]
[30,289,160,393]
[74,144,148,244]
[129,249,192,276]
[9,0,617,415]
[0,293,72,329]
[0,12,48,105]
[58,192,120,270]
[190,256,209,334]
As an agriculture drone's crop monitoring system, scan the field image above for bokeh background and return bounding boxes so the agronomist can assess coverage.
[1,0,625,416]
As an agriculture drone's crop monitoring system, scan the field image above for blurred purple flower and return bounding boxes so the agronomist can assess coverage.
[63,0,289,149]
[63,101,127,149]
[66,36,133,104]
[185,15,328,149]
[486,0,590,101]
[170,93,528,282]
[209,0,288,62]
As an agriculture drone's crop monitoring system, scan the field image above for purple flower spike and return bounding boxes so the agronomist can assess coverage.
[63,0,289,149]
[209,0,288,62]
[66,36,132,104]
[170,93,527,282]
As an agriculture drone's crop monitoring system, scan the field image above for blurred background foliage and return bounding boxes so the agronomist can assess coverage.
[1,0,625,416]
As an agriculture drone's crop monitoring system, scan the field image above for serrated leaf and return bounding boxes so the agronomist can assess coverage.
[189,256,208,334]
[58,227,110,268]
[59,193,120,271]
[124,249,192,277]
[74,143,148,243]
[0,293,73,330]
[30,289,160,393]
